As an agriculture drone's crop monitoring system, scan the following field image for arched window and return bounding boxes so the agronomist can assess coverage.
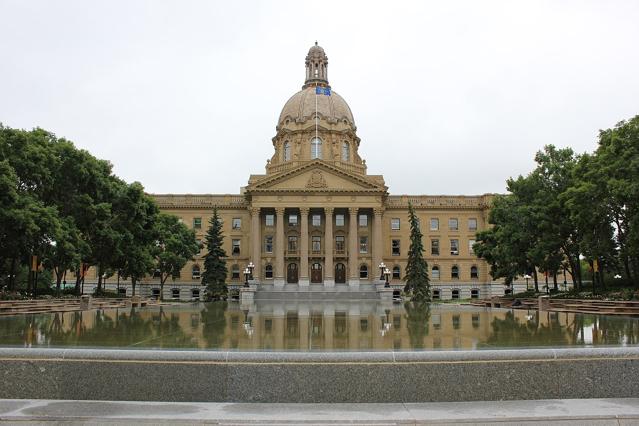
[451,265,459,279]
[231,264,240,279]
[452,289,460,299]
[191,265,200,279]
[470,265,479,279]
[311,137,322,159]
[283,141,291,161]
[432,266,440,280]
[359,264,368,279]
[265,264,273,279]
[342,141,349,161]
[392,266,401,279]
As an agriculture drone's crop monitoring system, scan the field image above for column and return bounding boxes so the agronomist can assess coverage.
[348,207,359,287]
[250,207,261,282]
[274,207,285,287]
[324,207,334,287]
[299,207,310,286]
[372,207,384,282]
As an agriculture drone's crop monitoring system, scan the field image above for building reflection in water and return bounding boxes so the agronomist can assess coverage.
[0,300,638,351]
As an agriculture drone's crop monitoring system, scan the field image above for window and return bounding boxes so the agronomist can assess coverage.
[284,141,291,161]
[152,288,161,298]
[451,265,459,279]
[469,239,476,255]
[471,265,479,279]
[191,265,200,279]
[359,236,368,254]
[196,239,203,253]
[193,217,202,229]
[468,218,477,231]
[232,239,241,255]
[312,214,321,227]
[471,289,480,300]
[264,236,273,253]
[288,236,298,253]
[232,218,241,229]
[359,214,368,227]
[312,236,321,253]
[335,236,345,253]
[289,214,298,226]
[431,239,439,256]
[391,218,400,230]
[335,214,345,226]
[450,239,459,255]
[448,218,458,231]
[432,266,440,280]
[265,214,274,227]
[153,268,161,278]
[452,290,460,300]
[432,289,441,300]
[265,264,273,279]
[311,137,322,159]
[392,266,401,279]
[342,141,349,161]
[359,264,368,279]
[232,264,240,279]
[192,289,200,299]
[430,218,439,231]
[392,239,400,256]
[172,288,180,299]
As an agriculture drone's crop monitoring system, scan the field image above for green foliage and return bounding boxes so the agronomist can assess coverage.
[403,203,430,302]
[201,208,228,299]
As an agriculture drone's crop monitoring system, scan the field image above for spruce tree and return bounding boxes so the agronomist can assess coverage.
[403,202,431,302]
[201,208,228,300]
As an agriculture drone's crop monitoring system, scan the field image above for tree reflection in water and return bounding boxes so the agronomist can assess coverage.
[404,301,431,349]
[201,301,227,348]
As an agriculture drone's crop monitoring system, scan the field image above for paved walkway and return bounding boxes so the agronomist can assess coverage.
[0,398,638,425]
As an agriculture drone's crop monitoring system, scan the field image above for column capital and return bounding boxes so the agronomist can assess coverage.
[324,207,334,215]
[275,207,285,216]
[373,207,384,216]
[250,207,261,216]
[299,207,310,215]
[348,207,358,215]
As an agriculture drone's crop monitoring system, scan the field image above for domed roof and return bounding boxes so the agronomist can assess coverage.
[278,86,355,127]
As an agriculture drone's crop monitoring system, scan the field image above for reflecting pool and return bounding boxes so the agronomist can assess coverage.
[1,301,638,351]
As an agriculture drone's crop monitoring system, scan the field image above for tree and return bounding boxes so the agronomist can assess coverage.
[201,208,228,300]
[403,203,430,302]
[153,213,199,300]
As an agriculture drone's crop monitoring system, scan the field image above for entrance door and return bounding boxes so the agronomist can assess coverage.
[335,263,346,284]
[311,263,322,283]
[287,263,298,283]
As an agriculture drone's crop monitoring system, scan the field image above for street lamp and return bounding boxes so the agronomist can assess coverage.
[378,262,386,281]
[243,267,250,288]
[524,274,531,291]
[247,262,255,281]
[384,267,391,288]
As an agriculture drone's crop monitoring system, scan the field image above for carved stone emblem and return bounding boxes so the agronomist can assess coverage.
[306,170,328,188]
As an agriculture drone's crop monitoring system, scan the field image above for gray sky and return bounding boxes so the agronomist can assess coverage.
[1,0,638,196]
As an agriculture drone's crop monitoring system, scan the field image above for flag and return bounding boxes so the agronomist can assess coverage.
[315,86,331,96]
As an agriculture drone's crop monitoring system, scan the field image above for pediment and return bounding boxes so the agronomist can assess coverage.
[247,162,386,193]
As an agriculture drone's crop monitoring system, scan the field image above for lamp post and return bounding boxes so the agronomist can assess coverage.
[243,267,250,288]
[247,262,255,281]
[378,262,386,281]
[524,274,531,292]
[384,267,391,288]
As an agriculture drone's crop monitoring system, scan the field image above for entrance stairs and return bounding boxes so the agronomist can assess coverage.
[254,283,379,301]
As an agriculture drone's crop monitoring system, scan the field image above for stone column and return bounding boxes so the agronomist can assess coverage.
[324,207,334,287]
[299,207,310,287]
[372,207,384,282]
[274,207,285,288]
[250,207,261,282]
[348,207,359,287]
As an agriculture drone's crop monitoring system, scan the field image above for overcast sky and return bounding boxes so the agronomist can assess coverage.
[1,0,638,196]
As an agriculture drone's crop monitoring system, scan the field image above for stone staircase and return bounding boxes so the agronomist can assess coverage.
[254,283,380,301]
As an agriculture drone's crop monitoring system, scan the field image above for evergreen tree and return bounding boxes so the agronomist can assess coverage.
[403,203,430,302]
[201,208,228,299]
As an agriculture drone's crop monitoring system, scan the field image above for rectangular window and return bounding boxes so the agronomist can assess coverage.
[430,218,439,231]
[232,239,241,255]
[312,236,321,253]
[359,214,368,227]
[469,239,476,255]
[288,236,298,253]
[431,239,440,256]
[391,218,400,230]
[193,217,202,229]
[448,218,458,231]
[288,214,298,226]
[265,236,273,253]
[265,214,274,227]
[335,214,345,226]
[312,214,321,227]
[392,239,400,256]
[468,218,477,231]
[450,239,459,255]
[359,236,368,253]
[232,218,241,229]
[335,236,345,253]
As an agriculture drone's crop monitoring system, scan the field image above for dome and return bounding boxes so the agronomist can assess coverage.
[278,86,355,127]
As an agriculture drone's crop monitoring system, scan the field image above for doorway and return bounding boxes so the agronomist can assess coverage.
[311,263,323,283]
[335,263,346,284]
[287,263,298,283]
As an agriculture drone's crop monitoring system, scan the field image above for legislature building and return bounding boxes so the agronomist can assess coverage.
[134,42,499,301]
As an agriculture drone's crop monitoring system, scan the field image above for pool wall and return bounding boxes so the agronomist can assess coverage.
[0,347,637,402]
